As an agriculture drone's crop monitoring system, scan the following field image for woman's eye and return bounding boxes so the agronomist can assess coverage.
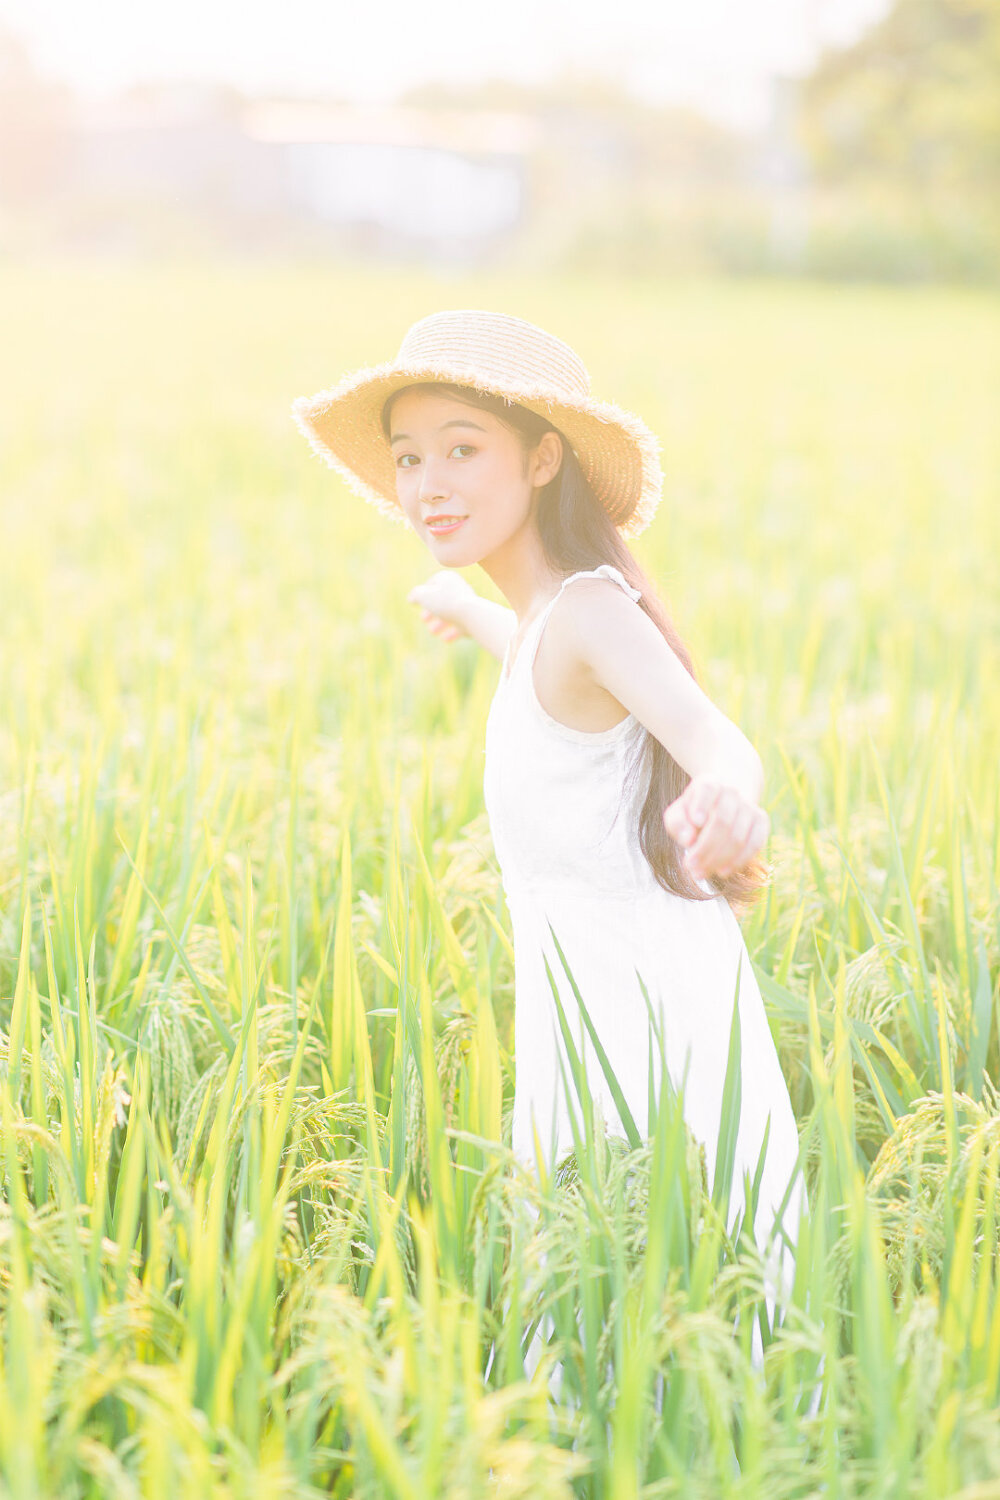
[396,445,474,468]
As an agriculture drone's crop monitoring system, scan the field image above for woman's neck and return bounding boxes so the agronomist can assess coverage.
[477,522,564,622]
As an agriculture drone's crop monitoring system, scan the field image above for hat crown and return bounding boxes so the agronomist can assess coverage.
[396,309,591,400]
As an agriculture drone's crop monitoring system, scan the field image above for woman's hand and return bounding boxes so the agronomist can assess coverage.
[407,571,478,644]
[663,773,770,881]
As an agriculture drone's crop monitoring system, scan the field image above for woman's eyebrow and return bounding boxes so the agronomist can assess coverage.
[390,419,489,444]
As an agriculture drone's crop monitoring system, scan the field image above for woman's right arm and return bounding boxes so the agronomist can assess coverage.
[408,573,516,661]
[455,596,517,661]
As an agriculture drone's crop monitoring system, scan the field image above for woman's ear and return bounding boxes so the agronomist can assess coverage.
[531,430,563,488]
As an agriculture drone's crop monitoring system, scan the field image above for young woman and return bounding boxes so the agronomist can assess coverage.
[293,308,806,1321]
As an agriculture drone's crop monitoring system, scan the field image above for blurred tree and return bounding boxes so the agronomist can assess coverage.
[801,0,1000,206]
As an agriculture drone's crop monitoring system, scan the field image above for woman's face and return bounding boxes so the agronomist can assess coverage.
[388,388,561,564]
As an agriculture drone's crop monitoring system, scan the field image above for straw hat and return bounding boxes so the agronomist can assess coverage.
[291,309,663,537]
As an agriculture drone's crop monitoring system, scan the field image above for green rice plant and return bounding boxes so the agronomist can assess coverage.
[0,262,998,1494]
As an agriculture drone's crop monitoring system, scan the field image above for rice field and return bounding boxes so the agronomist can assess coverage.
[0,258,999,1497]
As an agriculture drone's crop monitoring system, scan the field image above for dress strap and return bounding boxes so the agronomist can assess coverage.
[502,565,641,681]
[557,564,642,602]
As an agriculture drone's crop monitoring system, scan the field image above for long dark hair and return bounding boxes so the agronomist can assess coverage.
[382,381,769,916]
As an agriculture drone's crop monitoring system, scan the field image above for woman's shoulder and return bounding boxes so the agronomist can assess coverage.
[534,573,639,732]
[551,569,643,645]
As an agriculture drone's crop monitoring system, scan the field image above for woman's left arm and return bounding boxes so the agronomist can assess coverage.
[559,581,769,880]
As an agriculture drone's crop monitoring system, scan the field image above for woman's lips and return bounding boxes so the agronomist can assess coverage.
[426,517,466,535]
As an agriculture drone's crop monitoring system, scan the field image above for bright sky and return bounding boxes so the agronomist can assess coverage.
[0,0,888,130]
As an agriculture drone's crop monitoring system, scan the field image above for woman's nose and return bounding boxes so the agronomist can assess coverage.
[417,460,449,503]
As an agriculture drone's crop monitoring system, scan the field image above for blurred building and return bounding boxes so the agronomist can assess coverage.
[44,85,537,263]
[3,69,803,274]
[247,101,534,262]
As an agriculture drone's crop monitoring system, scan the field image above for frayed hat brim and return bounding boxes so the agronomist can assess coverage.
[291,329,663,537]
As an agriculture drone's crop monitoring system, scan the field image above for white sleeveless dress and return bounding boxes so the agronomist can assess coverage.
[482,565,805,1262]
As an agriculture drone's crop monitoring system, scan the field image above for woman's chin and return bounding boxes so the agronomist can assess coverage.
[426,531,482,563]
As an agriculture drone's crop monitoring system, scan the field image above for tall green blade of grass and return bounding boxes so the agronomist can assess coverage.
[471,921,503,1151]
[385,894,411,1199]
[105,811,151,1014]
[71,902,96,1208]
[711,951,744,1223]
[415,942,458,1281]
[0,1093,47,1494]
[6,895,32,1106]
[40,905,79,1193]
[545,917,642,1151]
[330,827,357,1107]
[110,1044,147,1293]
[542,947,593,1180]
[869,732,936,1042]
[117,836,235,1055]
[25,938,50,1207]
